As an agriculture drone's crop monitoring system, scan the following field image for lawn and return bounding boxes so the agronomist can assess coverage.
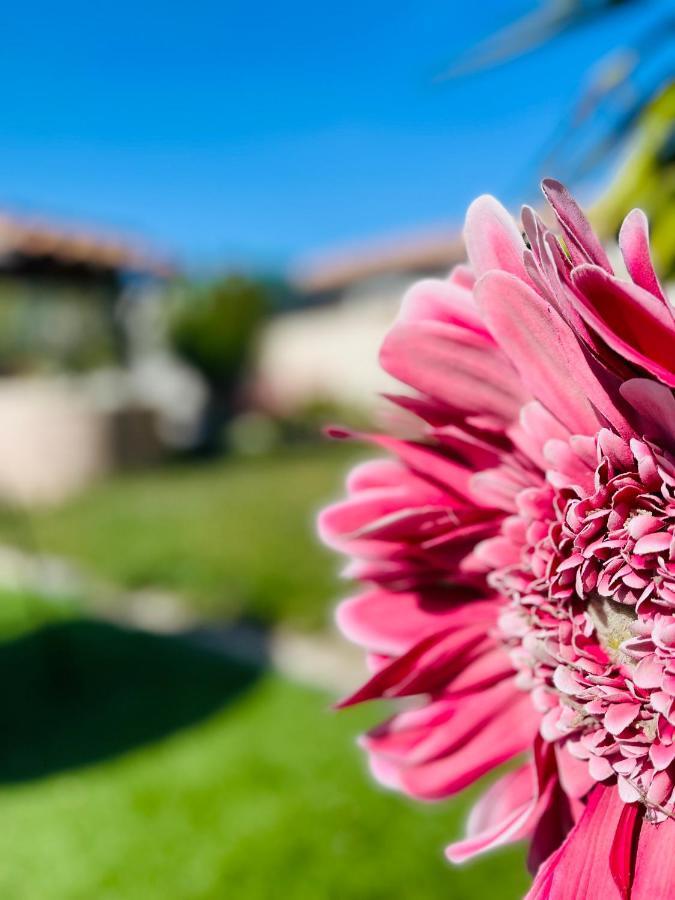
[0,615,529,900]
[0,444,363,629]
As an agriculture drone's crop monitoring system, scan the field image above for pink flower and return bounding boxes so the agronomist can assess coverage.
[318,179,675,898]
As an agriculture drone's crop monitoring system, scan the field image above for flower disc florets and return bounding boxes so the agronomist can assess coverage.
[495,432,675,820]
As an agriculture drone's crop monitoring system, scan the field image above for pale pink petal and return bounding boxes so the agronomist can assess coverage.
[610,802,641,900]
[463,194,530,281]
[397,277,486,332]
[555,745,596,799]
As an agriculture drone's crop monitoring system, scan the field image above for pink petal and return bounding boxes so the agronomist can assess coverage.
[397,277,486,332]
[366,678,521,767]
[475,270,629,437]
[633,532,671,555]
[556,745,595,799]
[366,434,484,504]
[441,645,515,695]
[632,816,675,899]
[633,655,663,690]
[619,208,668,303]
[397,693,537,799]
[335,590,497,656]
[380,319,527,423]
[345,458,422,493]
[648,741,675,772]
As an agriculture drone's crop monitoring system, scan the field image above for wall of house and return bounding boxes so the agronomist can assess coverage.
[253,275,415,416]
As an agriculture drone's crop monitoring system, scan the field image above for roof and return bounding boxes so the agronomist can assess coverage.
[290,227,466,294]
[0,211,175,278]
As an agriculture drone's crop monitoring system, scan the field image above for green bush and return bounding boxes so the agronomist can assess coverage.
[170,275,268,392]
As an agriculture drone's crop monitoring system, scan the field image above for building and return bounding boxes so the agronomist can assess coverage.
[0,211,182,505]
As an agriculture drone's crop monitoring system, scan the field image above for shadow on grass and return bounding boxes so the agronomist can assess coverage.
[0,619,266,782]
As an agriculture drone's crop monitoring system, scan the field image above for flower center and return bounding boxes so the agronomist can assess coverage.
[586,597,637,666]
[493,436,675,818]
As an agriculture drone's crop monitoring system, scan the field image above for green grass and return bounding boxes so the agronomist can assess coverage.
[0,444,361,629]
[0,619,529,900]
[0,588,77,642]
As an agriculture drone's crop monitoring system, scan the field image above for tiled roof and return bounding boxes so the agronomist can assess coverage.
[0,211,174,277]
[290,227,465,294]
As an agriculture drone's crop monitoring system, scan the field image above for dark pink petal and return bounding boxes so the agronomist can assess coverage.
[527,782,577,876]
[336,625,490,707]
[619,208,668,303]
[475,270,629,437]
[610,802,641,900]
[442,645,515,694]
[526,784,625,899]
[542,178,613,272]
[572,265,675,387]
[366,678,520,766]
[620,379,675,448]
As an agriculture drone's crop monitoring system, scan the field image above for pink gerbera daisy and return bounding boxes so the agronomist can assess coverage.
[319,180,675,898]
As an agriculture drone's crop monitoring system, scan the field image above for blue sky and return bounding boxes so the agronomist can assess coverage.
[0,1,667,268]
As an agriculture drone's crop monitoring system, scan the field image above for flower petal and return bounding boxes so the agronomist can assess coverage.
[464,194,530,281]
[526,784,625,899]
[572,265,675,387]
[619,208,668,304]
[475,270,629,436]
[542,178,613,272]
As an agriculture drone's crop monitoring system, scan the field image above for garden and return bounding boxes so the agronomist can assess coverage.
[0,2,671,898]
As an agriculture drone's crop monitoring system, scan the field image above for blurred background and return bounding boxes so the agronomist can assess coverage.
[0,1,671,897]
